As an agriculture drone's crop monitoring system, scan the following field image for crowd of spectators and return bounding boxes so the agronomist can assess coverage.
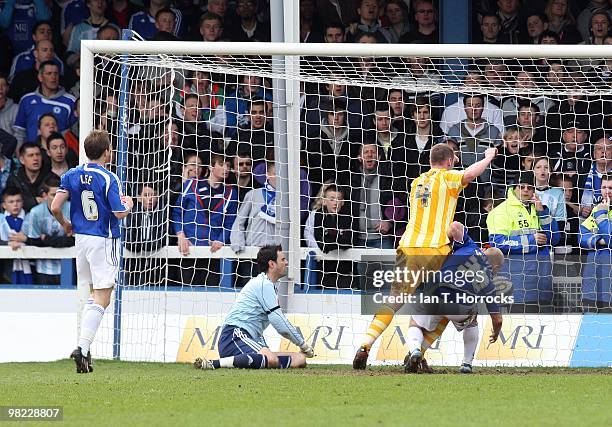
[1,0,612,310]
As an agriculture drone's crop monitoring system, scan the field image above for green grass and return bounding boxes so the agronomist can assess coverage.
[0,361,610,427]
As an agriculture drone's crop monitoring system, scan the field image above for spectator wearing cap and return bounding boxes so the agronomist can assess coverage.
[0,0,52,54]
[0,74,18,138]
[487,170,559,311]
[549,118,592,176]
[302,98,357,197]
[346,0,389,43]
[579,172,612,311]
[579,135,612,219]
[399,0,438,43]
[13,61,76,145]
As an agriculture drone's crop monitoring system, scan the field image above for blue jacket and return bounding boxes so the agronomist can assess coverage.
[171,179,238,245]
[579,208,612,304]
[223,87,272,138]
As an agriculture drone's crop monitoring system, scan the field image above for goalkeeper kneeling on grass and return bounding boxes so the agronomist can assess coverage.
[194,245,314,370]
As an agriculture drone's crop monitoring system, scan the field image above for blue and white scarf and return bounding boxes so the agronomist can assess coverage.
[259,181,276,224]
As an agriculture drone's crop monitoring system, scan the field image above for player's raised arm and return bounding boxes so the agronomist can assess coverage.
[461,147,497,187]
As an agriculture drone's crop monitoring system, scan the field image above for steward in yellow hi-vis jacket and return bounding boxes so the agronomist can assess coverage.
[579,174,612,310]
[486,171,559,309]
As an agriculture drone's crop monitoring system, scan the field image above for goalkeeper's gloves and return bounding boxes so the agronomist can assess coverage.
[300,342,315,358]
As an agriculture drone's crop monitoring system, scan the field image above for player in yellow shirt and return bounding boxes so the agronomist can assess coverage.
[353,143,497,370]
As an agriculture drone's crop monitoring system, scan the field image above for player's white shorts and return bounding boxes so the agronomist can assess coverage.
[412,314,477,332]
[76,234,120,290]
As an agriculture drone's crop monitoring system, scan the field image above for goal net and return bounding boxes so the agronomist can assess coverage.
[81,40,612,367]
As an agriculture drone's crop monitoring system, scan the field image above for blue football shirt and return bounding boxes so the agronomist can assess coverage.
[58,163,127,238]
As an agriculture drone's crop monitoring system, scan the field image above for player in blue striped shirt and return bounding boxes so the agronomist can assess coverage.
[194,245,314,370]
[51,130,133,373]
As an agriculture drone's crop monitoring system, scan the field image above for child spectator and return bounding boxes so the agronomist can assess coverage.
[125,184,166,286]
[491,126,524,189]
[129,0,184,40]
[19,175,73,284]
[199,12,224,42]
[305,183,355,289]
[533,156,567,233]
[0,187,33,284]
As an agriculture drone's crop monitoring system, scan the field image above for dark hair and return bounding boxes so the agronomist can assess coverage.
[481,13,500,24]
[200,11,223,26]
[527,12,549,24]
[375,101,391,114]
[2,187,22,200]
[38,60,58,75]
[84,130,110,160]
[184,93,199,104]
[32,20,52,35]
[47,131,65,145]
[462,93,484,105]
[19,141,41,157]
[430,143,455,164]
[324,21,345,34]
[249,97,266,111]
[38,113,57,128]
[602,174,612,182]
[0,72,7,84]
[408,96,430,116]
[538,30,560,43]
[42,174,61,193]
[517,98,540,113]
[155,7,176,20]
[354,31,377,43]
[97,24,120,39]
[256,244,283,273]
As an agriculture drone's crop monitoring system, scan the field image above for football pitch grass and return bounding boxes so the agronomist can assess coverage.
[1,361,610,427]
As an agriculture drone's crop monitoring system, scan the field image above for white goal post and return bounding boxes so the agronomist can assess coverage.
[77,40,612,366]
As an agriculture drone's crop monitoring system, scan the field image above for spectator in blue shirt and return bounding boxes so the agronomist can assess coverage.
[9,21,64,81]
[0,0,52,54]
[9,40,59,103]
[171,153,238,286]
[67,0,116,68]
[13,61,76,145]
[129,0,184,40]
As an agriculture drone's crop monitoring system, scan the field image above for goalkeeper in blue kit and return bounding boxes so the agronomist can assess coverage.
[194,245,314,369]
